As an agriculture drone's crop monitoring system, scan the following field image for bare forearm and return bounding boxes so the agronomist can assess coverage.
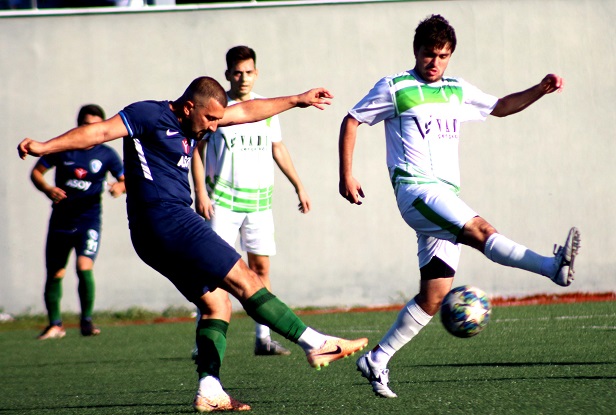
[339,115,359,179]
[31,169,52,194]
[221,96,297,126]
[492,74,563,118]
[220,87,333,127]
[491,85,545,117]
[191,141,208,197]
[273,144,303,192]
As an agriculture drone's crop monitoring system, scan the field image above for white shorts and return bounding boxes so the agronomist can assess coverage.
[208,205,276,256]
[395,183,477,270]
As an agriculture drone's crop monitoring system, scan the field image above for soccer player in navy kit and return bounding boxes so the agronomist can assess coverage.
[18,77,368,412]
[30,104,125,340]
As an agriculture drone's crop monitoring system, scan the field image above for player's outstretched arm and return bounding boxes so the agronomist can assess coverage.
[338,114,365,205]
[220,87,333,127]
[18,115,128,159]
[491,74,564,118]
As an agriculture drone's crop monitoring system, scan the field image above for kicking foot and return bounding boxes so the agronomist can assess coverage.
[37,324,66,340]
[550,227,581,287]
[254,337,291,356]
[193,391,251,412]
[356,353,397,398]
[306,336,368,369]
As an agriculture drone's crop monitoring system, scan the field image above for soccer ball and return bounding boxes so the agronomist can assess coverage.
[440,285,492,338]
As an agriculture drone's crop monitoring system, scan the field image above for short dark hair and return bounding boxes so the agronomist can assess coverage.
[225,45,257,70]
[183,76,228,108]
[77,104,105,126]
[413,14,457,54]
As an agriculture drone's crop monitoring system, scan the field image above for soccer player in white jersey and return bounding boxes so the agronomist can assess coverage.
[338,14,580,398]
[192,46,311,357]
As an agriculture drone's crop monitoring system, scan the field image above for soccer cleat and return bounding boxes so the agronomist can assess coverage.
[80,320,101,337]
[550,227,581,287]
[191,347,199,361]
[193,391,251,412]
[356,353,398,398]
[254,337,291,356]
[306,336,368,369]
[37,325,66,340]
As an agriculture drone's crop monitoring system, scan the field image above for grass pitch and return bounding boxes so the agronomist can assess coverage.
[0,301,614,414]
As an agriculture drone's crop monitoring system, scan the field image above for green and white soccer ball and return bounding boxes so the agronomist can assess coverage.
[440,285,492,338]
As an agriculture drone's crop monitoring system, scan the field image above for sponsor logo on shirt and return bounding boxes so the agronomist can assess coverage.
[74,168,88,179]
[177,155,191,169]
[176,138,194,169]
[182,139,190,155]
[414,116,459,140]
[65,179,92,191]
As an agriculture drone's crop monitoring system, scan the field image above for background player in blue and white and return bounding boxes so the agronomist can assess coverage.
[338,14,581,398]
[30,104,125,340]
[18,77,368,412]
[192,46,311,357]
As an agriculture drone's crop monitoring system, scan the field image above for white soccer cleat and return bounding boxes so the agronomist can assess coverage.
[550,227,581,287]
[254,336,291,356]
[356,352,398,398]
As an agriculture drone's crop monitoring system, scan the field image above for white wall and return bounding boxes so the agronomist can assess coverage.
[1,0,614,314]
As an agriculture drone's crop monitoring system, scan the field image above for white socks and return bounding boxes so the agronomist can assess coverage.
[373,299,432,367]
[484,233,556,277]
[255,323,270,340]
[297,327,328,352]
[198,375,224,396]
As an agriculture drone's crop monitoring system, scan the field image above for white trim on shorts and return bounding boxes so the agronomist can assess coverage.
[395,182,477,270]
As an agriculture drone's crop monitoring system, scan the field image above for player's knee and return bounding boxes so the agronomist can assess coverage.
[49,269,66,279]
[459,217,497,249]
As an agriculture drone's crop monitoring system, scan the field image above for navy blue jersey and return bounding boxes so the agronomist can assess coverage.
[119,100,241,299]
[39,145,124,227]
[119,101,196,216]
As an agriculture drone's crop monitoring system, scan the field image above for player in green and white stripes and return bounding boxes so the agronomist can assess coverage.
[191,46,311,363]
[339,14,580,398]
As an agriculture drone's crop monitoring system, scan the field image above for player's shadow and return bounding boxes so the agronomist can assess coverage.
[391,361,616,384]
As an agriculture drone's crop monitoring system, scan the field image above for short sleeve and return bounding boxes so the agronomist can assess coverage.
[459,79,498,121]
[348,77,396,126]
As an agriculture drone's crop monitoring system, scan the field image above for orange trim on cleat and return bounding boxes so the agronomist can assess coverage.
[193,392,251,412]
[37,325,66,340]
[306,337,369,369]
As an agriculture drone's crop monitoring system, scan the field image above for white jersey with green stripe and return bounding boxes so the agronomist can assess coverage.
[204,92,282,212]
[349,70,498,193]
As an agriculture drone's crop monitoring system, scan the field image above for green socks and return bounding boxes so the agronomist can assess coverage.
[77,269,96,320]
[44,275,63,325]
[242,288,307,343]
[196,319,229,378]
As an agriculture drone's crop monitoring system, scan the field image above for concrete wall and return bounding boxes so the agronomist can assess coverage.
[1,0,615,314]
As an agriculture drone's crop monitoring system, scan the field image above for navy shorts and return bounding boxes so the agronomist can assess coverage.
[128,202,241,303]
[45,221,101,273]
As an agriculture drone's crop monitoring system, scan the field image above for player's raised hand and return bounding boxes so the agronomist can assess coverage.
[539,74,564,94]
[295,88,333,110]
[17,138,44,159]
[339,176,365,205]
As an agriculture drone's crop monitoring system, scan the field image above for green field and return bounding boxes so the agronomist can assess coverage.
[1,301,614,414]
